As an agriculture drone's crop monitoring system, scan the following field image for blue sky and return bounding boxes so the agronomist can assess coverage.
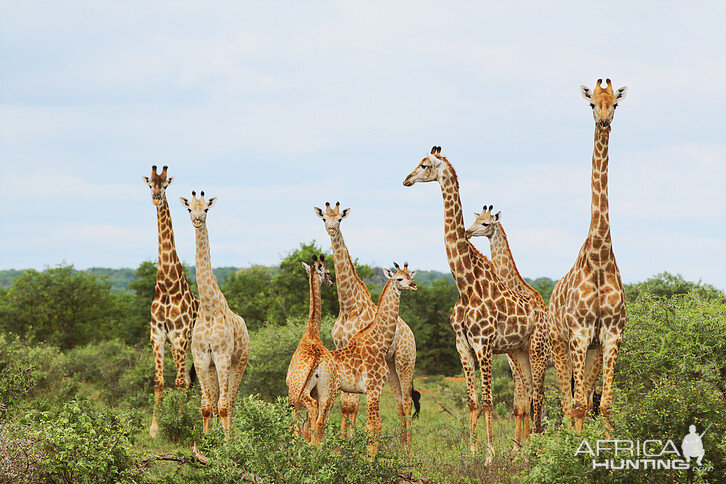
[1,2,725,288]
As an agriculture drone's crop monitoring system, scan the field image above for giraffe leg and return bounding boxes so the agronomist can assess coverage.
[507,354,525,449]
[394,327,416,447]
[194,351,217,435]
[170,340,190,390]
[365,385,384,457]
[149,327,166,438]
[583,347,603,415]
[340,393,359,439]
[570,328,591,433]
[509,351,533,447]
[227,346,249,422]
[213,354,233,439]
[473,341,496,466]
[386,359,406,444]
[313,361,339,445]
[549,325,572,425]
[529,320,549,434]
[599,334,623,431]
[455,335,479,456]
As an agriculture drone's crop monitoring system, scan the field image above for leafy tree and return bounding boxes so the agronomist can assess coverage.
[223,265,275,332]
[0,265,120,349]
[525,277,557,305]
[624,271,726,302]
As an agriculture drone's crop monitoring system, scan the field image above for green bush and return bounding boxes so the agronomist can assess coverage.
[194,395,403,483]
[157,388,202,444]
[26,399,142,483]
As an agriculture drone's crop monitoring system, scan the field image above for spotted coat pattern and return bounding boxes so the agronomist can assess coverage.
[403,147,541,464]
[548,79,628,433]
[143,166,199,438]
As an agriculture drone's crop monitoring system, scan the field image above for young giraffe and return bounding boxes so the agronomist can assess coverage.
[314,202,419,443]
[403,146,547,464]
[286,255,338,445]
[466,205,551,445]
[143,165,199,438]
[331,263,417,455]
[180,191,250,438]
[548,79,628,432]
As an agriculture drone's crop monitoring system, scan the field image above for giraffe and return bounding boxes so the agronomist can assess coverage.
[548,79,628,433]
[314,202,419,444]
[180,191,250,438]
[403,146,547,464]
[143,165,199,438]
[466,205,551,445]
[330,263,417,455]
[286,254,339,445]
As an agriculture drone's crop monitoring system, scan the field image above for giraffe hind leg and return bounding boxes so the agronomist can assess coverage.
[150,327,166,438]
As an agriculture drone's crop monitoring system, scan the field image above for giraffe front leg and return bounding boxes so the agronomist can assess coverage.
[529,325,549,434]
[455,335,479,456]
[365,384,384,457]
[150,328,165,438]
[340,393,359,439]
[599,334,623,432]
[474,341,496,466]
[507,354,525,449]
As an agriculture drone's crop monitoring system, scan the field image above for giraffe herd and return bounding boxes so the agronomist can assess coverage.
[142,79,628,463]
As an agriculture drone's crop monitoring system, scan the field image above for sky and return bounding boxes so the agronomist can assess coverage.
[1,2,725,288]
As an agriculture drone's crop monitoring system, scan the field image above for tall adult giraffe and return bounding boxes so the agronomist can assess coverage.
[314,202,419,443]
[466,205,550,444]
[403,147,546,464]
[548,79,628,432]
[143,165,199,438]
[180,191,250,438]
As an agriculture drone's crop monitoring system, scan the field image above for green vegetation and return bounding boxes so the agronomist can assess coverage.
[0,249,723,482]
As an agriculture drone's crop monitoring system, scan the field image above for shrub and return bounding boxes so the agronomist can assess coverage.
[194,395,403,483]
[157,388,202,444]
[26,399,141,483]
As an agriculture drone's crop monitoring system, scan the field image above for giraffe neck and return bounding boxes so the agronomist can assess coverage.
[438,161,480,292]
[156,197,184,281]
[370,279,401,353]
[194,223,223,314]
[489,224,542,303]
[330,229,373,315]
[305,271,323,339]
[587,127,612,256]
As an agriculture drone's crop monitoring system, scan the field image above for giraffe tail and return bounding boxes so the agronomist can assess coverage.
[289,357,320,408]
[189,364,197,387]
[411,388,421,419]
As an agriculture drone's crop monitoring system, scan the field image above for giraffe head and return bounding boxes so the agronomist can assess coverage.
[581,79,627,131]
[313,201,350,236]
[403,146,445,186]
[179,191,217,229]
[143,165,174,206]
[382,262,417,292]
[301,254,334,286]
[465,204,501,239]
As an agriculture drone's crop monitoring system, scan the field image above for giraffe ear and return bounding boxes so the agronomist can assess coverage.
[473,212,480,218]
[494,211,501,222]
[314,207,325,219]
[340,208,350,219]
[179,197,190,208]
[207,197,217,209]
[143,176,152,186]
[301,261,311,275]
[409,270,417,279]
[383,268,395,279]
[163,176,174,187]
[580,85,592,100]
[614,86,628,104]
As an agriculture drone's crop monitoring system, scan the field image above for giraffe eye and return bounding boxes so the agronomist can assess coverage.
[421,163,429,169]
[187,209,191,212]
[590,103,595,109]
[397,278,403,281]
[482,223,489,227]
[204,209,208,212]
